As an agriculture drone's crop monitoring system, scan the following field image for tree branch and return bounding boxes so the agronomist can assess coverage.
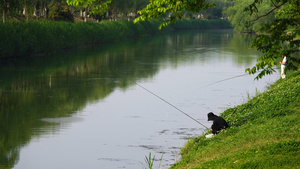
[253,0,288,21]
[270,0,279,8]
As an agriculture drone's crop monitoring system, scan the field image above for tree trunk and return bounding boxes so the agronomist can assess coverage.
[23,6,29,21]
[33,5,37,17]
[106,11,109,20]
[44,6,48,19]
[2,7,5,23]
[84,8,87,22]
[39,4,43,18]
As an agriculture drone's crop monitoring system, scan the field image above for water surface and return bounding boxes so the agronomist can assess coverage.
[0,30,279,169]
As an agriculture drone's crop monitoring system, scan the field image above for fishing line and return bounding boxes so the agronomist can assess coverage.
[134,82,209,129]
[111,64,279,130]
[113,71,264,129]
[181,73,251,111]
[197,68,280,90]
[199,73,250,89]
[112,71,209,129]
[134,72,255,129]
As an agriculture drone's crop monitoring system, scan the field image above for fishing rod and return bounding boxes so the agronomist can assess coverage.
[197,68,280,90]
[112,71,209,129]
[134,82,209,129]
[115,72,262,129]
[115,71,260,130]
[199,73,250,89]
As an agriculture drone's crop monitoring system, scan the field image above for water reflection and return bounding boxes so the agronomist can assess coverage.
[0,30,268,168]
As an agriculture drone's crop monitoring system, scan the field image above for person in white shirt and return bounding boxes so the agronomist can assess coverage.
[280,54,287,79]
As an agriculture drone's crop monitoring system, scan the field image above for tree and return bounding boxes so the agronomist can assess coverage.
[114,0,148,20]
[200,0,233,19]
[224,0,275,33]
[244,0,300,79]
[0,0,21,22]
[48,1,74,22]
[133,0,300,79]
[66,0,113,22]
[0,0,59,22]
[133,0,215,29]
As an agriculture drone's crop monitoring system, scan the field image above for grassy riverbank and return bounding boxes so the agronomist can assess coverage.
[171,70,300,169]
[0,19,231,59]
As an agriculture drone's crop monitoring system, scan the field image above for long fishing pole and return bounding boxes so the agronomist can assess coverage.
[198,68,279,90]
[114,71,260,130]
[128,78,209,129]
[136,83,209,129]
[200,73,250,89]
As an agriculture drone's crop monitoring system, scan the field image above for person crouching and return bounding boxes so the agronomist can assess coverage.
[207,112,229,134]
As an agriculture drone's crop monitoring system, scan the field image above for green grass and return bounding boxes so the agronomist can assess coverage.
[0,20,162,59]
[171,70,300,169]
[0,19,231,59]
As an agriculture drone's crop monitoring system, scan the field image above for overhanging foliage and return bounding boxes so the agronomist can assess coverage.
[245,0,300,79]
[133,0,215,29]
[133,0,300,79]
[66,0,113,15]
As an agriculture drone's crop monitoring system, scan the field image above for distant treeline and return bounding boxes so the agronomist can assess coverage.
[0,19,231,59]
[1,0,232,23]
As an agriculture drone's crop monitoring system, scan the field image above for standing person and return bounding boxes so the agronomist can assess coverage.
[280,54,288,79]
[207,112,229,134]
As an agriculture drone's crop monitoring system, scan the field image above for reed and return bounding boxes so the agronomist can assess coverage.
[0,19,231,59]
[143,152,164,169]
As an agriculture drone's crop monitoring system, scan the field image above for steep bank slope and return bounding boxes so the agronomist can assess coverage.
[171,70,300,169]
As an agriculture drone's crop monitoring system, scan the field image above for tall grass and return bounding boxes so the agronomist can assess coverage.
[0,20,162,58]
[0,19,231,59]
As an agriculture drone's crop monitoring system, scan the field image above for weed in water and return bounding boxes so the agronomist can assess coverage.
[143,152,164,169]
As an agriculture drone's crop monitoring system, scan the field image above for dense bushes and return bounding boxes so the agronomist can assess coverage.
[0,19,231,58]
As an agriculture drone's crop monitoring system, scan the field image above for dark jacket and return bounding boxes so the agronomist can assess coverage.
[211,116,229,134]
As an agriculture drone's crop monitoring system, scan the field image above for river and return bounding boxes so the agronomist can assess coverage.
[0,29,279,169]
